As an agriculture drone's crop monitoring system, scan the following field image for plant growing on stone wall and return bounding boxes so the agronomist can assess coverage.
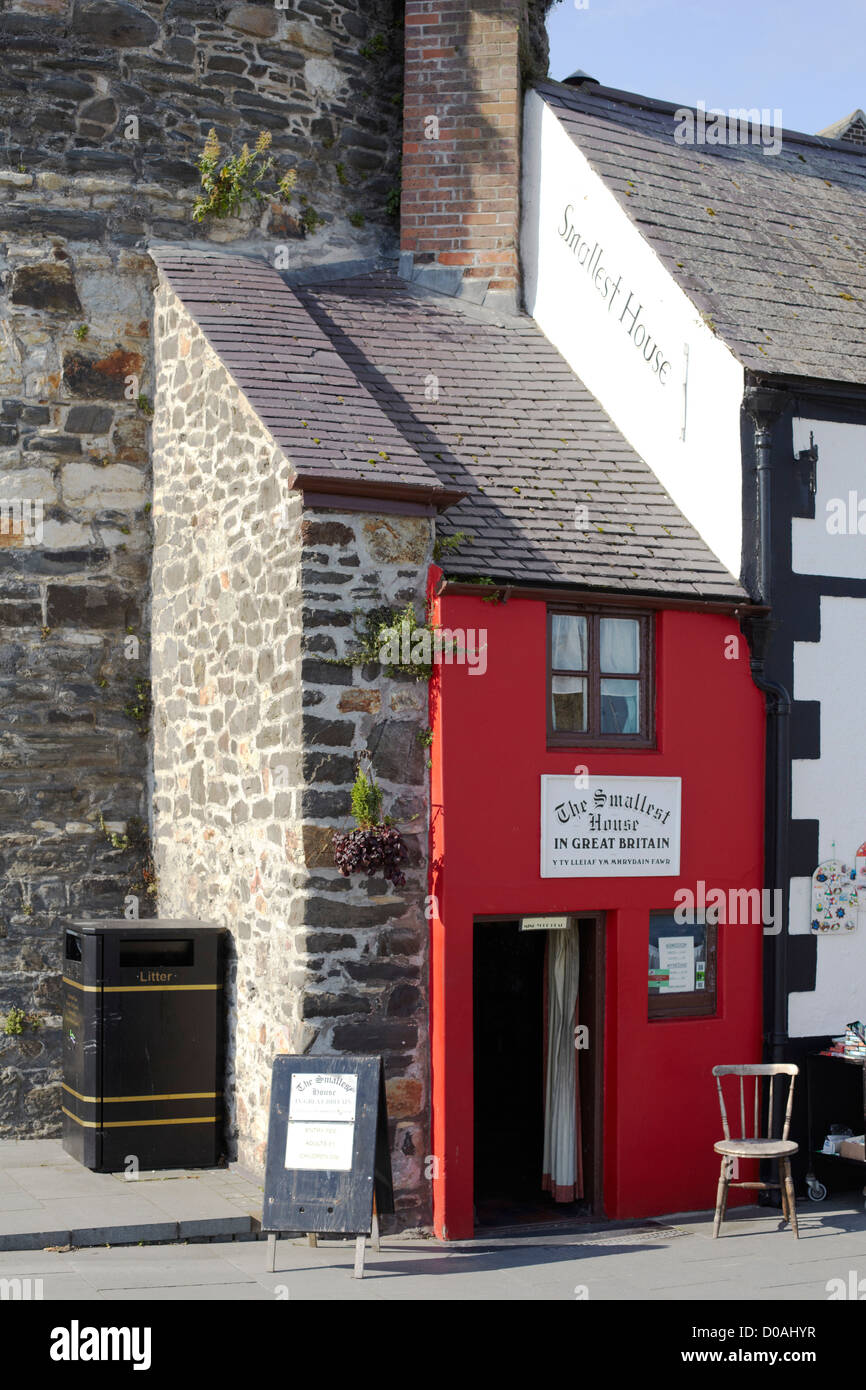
[136,393,154,417]
[74,324,89,341]
[417,726,434,769]
[335,602,440,681]
[385,184,401,220]
[99,814,158,905]
[298,201,325,234]
[350,763,383,827]
[2,1007,42,1036]
[99,813,148,855]
[333,763,408,888]
[193,128,298,223]
[130,857,158,903]
[359,31,388,59]
[124,677,151,731]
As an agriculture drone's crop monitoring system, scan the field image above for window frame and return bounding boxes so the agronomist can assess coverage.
[648,913,718,1021]
[546,606,656,749]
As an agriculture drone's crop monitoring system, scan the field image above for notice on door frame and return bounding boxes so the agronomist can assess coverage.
[520,915,569,931]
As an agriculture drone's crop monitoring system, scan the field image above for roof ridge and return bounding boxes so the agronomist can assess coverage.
[537,78,866,157]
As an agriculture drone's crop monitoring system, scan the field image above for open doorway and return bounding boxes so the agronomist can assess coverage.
[472,914,604,1229]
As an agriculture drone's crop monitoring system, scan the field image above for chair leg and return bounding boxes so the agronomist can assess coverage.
[782,1160,799,1239]
[713,1158,730,1239]
[778,1160,789,1222]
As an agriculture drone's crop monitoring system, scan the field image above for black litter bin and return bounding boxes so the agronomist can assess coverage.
[61,920,226,1172]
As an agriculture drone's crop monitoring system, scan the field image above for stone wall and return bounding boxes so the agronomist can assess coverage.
[151,278,432,1227]
[294,510,432,1230]
[0,0,407,1135]
[0,0,405,258]
[0,223,155,1136]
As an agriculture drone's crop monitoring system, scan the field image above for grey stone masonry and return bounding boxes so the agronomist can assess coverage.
[0,1,404,257]
[151,275,432,1229]
[0,243,155,1136]
[0,0,408,1137]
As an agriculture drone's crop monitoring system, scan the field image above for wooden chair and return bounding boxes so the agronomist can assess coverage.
[712,1063,799,1238]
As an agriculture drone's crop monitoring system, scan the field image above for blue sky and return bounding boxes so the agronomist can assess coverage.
[546,0,866,136]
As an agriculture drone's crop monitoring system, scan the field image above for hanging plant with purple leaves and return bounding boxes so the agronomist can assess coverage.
[333,763,408,888]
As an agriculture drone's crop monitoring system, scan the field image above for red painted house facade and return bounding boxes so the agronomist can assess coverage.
[427,586,765,1238]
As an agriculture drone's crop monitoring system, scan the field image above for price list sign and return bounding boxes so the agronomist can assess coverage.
[285,1073,358,1171]
[263,1055,393,1238]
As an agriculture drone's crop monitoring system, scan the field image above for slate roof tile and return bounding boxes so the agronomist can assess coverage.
[295,271,745,601]
[149,247,452,505]
[150,246,745,603]
[540,79,866,384]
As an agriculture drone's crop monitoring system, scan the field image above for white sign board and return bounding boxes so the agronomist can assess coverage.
[285,1121,354,1172]
[289,1072,357,1122]
[541,775,681,877]
[285,1072,357,1172]
[659,936,695,993]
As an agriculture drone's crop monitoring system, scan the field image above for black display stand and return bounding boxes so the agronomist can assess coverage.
[805,1051,866,1208]
[261,1054,393,1278]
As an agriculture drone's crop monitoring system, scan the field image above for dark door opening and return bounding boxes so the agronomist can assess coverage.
[473,921,546,1211]
[473,915,604,1229]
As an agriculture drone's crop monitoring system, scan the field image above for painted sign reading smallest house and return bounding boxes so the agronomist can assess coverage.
[541,774,682,877]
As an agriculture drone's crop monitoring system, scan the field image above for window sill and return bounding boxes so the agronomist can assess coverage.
[547,735,657,751]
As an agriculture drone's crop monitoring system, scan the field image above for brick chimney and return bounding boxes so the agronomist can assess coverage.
[400,0,545,311]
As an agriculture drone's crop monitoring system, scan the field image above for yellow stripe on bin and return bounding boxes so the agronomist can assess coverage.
[62,1107,218,1129]
[62,977,222,993]
[62,1084,219,1105]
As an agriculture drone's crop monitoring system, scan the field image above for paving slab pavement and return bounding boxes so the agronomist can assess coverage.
[0,1139,263,1250]
[0,1192,863,1301]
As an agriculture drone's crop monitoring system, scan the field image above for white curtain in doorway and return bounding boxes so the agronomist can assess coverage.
[542,926,583,1202]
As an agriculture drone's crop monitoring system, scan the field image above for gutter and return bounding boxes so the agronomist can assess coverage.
[742,388,793,1148]
[436,578,761,617]
[293,474,466,513]
[437,577,765,618]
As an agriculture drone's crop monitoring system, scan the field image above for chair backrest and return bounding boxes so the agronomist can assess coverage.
[712,1063,798,1142]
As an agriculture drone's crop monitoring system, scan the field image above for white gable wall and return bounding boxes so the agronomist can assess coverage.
[788,416,866,1036]
[789,593,866,1036]
[522,90,745,578]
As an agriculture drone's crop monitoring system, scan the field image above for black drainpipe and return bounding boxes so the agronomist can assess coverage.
[742,387,792,1158]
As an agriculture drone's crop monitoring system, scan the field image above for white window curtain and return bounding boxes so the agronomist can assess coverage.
[542,925,583,1202]
[600,617,639,673]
